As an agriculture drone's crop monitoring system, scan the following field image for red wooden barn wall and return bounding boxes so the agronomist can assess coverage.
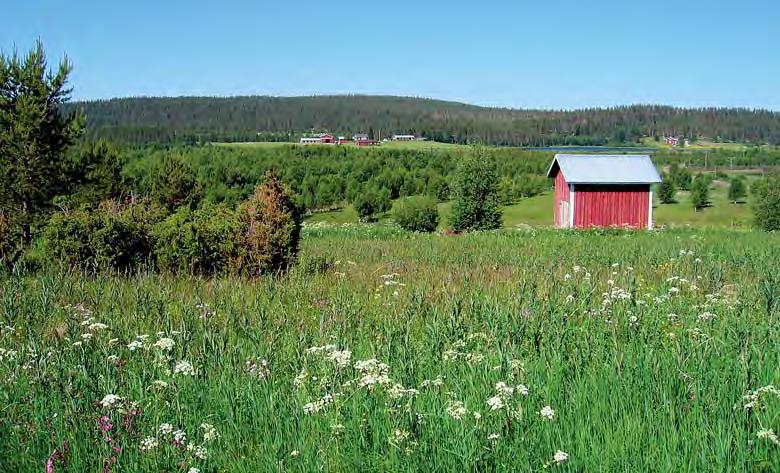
[552,167,569,227]
[573,184,649,228]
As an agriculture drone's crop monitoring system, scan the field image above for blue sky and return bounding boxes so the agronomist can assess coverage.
[2,0,777,109]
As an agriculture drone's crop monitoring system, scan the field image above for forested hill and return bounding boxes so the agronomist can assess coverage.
[64,95,780,146]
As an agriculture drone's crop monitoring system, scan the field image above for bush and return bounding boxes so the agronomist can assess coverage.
[152,154,203,211]
[450,148,502,232]
[690,174,710,211]
[0,211,23,269]
[728,177,747,203]
[152,202,240,275]
[392,196,439,232]
[353,187,391,223]
[235,172,302,275]
[751,173,780,231]
[658,174,677,204]
[44,199,164,271]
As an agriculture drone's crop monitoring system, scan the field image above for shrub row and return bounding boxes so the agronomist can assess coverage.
[44,173,301,276]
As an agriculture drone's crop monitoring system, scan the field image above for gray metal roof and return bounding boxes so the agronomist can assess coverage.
[546,154,662,184]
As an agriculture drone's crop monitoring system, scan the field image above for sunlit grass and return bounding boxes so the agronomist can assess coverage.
[0,228,778,471]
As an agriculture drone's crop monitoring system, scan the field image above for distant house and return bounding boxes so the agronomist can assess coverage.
[664,136,679,146]
[547,154,661,229]
[353,133,369,141]
[392,134,416,141]
[300,137,322,145]
[319,133,334,144]
[356,139,379,147]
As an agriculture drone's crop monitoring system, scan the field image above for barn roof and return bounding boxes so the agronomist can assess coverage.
[546,154,661,184]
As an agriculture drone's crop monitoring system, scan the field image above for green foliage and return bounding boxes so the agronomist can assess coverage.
[658,174,677,204]
[151,203,240,275]
[62,140,125,208]
[353,186,391,223]
[0,211,22,269]
[0,41,84,245]
[670,164,693,191]
[44,200,164,271]
[392,196,439,232]
[235,172,302,275]
[690,174,710,211]
[728,177,747,203]
[151,154,203,211]
[450,149,502,231]
[751,172,780,231]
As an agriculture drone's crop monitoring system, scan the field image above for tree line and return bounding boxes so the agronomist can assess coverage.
[63,96,780,146]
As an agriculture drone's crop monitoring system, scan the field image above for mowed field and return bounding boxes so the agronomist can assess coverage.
[1,227,777,471]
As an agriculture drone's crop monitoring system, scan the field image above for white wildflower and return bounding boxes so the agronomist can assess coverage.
[539,405,555,420]
[516,384,529,396]
[88,322,109,331]
[446,399,468,420]
[173,360,194,376]
[553,450,569,465]
[159,423,174,435]
[488,433,500,441]
[201,423,219,442]
[153,337,175,351]
[487,395,504,410]
[100,394,123,409]
[326,349,352,368]
[140,436,158,452]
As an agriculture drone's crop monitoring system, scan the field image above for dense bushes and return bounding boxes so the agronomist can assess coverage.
[44,174,303,276]
[152,203,239,275]
[392,196,439,232]
[44,200,165,271]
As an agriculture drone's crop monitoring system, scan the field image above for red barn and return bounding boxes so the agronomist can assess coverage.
[547,154,661,229]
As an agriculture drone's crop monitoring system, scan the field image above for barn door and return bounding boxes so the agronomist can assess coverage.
[559,201,570,228]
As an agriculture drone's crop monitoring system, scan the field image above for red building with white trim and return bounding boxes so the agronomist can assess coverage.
[547,154,661,229]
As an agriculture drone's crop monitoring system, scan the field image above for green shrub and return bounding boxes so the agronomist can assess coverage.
[0,211,23,269]
[728,177,747,203]
[44,209,95,269]
[152,202,240,275]
[393,196,439,232]
[235,172,302,275]
[450,148,502,232]
[751,172,780,231]
[353,187,391,223]
[44,199,163,271]
[691,174,710,211]
[658,173,677,204]
[151,154,204,211]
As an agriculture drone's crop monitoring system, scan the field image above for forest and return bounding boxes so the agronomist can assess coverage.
[64,95,780,146]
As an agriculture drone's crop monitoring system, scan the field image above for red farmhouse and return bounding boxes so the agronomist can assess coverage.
[547,154,661,229]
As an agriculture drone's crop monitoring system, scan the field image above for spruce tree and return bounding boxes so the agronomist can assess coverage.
[658,174,677,204]
[450,147,502,231]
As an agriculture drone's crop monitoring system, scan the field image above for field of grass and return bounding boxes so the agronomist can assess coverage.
[307,177,755,229]
[0,226,777,471]
[214,140,473,152]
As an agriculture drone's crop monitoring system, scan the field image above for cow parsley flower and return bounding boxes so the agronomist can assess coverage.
[173,360,194,376]
[446,399,468,420]
[539,405,555,420]
[553,450,569,465]
[487,396,504,410]
[100,394,123,409]
[158,423,174,435]
[140,436,158,452]
[153,338,175,351]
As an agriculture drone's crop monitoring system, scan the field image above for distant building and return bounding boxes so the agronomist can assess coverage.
[300,137,322,145]
[353,133,369,141]
[318,133,334,144]
[356,139,379,147]
[547,154,661,230]
[392,134,416,141]
[664,136,679,146]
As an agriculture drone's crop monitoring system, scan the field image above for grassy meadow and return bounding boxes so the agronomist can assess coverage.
[307,174,757,229]
[1,226,778,472]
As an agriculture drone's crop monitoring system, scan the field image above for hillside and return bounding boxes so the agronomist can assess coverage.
[64,95,780,146]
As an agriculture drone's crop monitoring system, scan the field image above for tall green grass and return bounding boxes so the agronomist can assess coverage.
[0,227,778,471]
